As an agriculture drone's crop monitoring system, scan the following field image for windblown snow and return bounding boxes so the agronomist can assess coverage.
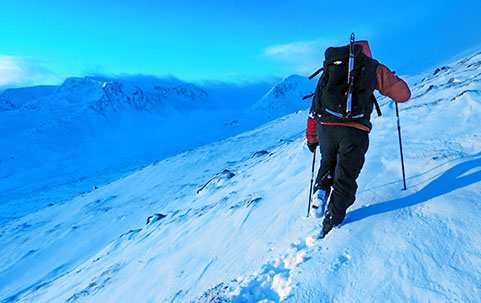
[1,51,481,302]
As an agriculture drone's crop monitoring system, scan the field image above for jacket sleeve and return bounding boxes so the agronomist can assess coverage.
[376,64,411,103]
[306,115,318,144]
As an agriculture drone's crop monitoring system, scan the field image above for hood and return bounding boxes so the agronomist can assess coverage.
[355,40,372,58]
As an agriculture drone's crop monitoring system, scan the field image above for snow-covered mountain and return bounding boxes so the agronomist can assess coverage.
[2,51,481,302]
[0,85,58,110]
[0,77,209,113]
[247,74,316,120]
[57,77,151,113]
[149,83,209,110]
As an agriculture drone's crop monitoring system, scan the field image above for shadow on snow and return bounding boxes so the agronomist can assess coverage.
[344,153,481,225]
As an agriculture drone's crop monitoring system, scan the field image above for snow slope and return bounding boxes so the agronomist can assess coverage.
[0,75,307,226]
[0,77,264,224]
[2,51,481,302]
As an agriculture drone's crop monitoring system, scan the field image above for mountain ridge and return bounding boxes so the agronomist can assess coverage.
[0,76,210,114]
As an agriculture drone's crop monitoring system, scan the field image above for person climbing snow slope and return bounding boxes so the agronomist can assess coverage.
[306,39,411,238]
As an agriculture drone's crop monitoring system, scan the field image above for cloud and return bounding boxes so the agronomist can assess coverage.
[195,78,280,109]
[261,38,342,75]
[263,39,324,58]
[0,55,63,90]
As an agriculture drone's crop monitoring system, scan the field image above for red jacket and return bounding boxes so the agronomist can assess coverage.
[306,40,411,144]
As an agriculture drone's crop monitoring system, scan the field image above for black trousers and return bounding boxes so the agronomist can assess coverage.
[315,124,369,225]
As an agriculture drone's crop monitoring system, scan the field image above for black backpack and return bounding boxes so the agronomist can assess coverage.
[305,37,382,128]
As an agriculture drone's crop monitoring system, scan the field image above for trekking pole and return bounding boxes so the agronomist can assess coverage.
[395,102,407,190]
[307,149,316,217]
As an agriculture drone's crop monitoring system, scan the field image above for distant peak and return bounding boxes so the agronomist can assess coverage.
[60,77,102,88]
[282,74,306,82]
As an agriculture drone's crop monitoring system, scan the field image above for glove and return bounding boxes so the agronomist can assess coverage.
[307,141,319,153]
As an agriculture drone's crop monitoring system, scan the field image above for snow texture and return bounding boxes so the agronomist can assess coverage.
[1,51,481,302]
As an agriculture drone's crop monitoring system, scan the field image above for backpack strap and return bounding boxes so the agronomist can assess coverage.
[308,68,324,79]
[303,67,325,100]
[302,93,315,100]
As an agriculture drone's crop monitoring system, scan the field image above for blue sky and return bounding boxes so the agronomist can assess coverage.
[1,0,481,88]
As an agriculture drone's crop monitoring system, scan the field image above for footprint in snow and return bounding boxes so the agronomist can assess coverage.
[226,239,311,302]
[330,251,351,272]
[201,230,350,301]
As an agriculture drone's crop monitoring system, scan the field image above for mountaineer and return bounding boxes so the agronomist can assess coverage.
[306,37,411,238]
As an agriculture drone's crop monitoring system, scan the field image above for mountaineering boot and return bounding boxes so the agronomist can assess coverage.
[319,211,334,239]
[310,188,329,218]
